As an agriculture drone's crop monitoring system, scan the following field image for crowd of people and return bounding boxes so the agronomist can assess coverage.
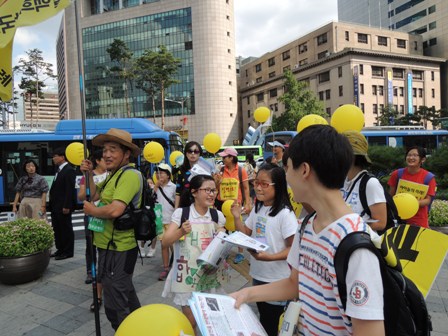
[11,125,437,335]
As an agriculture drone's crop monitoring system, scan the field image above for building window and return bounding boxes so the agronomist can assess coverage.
[431,71,435,81]
[325,89,331,100]
[246,96,250,104]
[418,88,423,98]
[268,57,275,67]
[226,15,230,20]
[429,21,437,30]
[227,31,230,37]
[339,85,343,97]
[338,66,342,78]
[378,36,388,46]
[360,83,364,94]
[299,42,308,54]
[413,88,417,97]
[360,103,365,112]
[247,110,250,118]
[359,64,364,75]
[319,91,324,100]
[269,88,278,98]
[399,87,404,97]
[319,71,330,83]
[429,38,437,46]
[229,81,232,85]
[229,97,233,101]
[326,107,331,115]
[372,66,384,77]
[317,32,328,45]
[373,104,378,114]
[227,49,231,53]
[345,31,349,41]
[372,85,377,95]
[423,41,428,49]
[378,85,384,96]
[428,5,436,14]
[413,70,423,80]
[283,65,291,72]
[432,89,435,98]
[393,87,398,96]
[397,39,406,49]
[269,71,276,78]
[256,93,264,102]
[185,41,193,50]
[256,77,262,83]
[282,50,290,60]
[299,59,308,66]
[255,63,262,72]
[393,68,404,79]
[358,33,368,44]
[399,105,404,114]
[317,51,328,59]
[413,105,417,113]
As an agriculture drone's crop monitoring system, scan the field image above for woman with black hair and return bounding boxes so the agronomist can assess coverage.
[230,163,297,336]
[12,159,49,219]
[174,141,203,208]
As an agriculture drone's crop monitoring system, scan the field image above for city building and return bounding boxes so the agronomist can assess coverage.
[338,0,448,108]
[57,0,238,144]
[23,92,60,123]
[238,21,443,130]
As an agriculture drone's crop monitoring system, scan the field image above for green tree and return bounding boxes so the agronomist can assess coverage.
[106,39,134,118]
[134,45,180,129]
[14,48,56,122]
[377,105,399,126]
[273,70,325,131]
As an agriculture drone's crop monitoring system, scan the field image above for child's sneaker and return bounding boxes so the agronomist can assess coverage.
[139,246,146,257]
[233,253,245,264]
[158,267,170,281]
[146,248,156,258]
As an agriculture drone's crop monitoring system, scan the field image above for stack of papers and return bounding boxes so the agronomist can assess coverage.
[189,292,268,336]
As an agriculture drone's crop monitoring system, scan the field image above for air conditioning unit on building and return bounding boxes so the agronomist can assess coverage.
[293,64,300,69]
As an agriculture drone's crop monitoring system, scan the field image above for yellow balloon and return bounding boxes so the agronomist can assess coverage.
[393,193,419,220]
[115,304,194,336]
[203,133,222,154]
[152,171,157,184]
[222,200,240,231]
[143,142,164,163]
[65,142,88,166]
[330,104,365,133]
[254,106,270,123]
[297,114,328,133]
[169,150,183,166]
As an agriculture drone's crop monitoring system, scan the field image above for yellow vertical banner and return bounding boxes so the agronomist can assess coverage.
[0,0,23,48]
[382,224,448,298]
[0,37,13,101]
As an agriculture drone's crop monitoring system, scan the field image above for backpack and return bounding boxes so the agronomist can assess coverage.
[113,167,157,242]
[181,206,219,225]
[334,231,432,336]
[299,214,432,336]
[396,168,435,212]
[358,172,402,235]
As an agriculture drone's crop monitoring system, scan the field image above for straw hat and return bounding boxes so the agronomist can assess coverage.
[92,128,141,157]
[343,130,372,163]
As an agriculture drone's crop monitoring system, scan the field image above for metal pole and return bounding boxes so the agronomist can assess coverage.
[73,1,101,334]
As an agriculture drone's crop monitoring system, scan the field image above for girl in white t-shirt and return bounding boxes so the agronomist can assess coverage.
[231,163,297,336]
[161,174,226,331]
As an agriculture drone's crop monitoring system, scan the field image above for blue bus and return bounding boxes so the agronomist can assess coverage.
[263,127,448,159]
[0,118,183,210]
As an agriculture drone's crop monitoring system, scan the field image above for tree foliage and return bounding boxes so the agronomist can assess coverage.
[106,39,134,118]
[133,45,180,129]
[273,70,326,131]
[377,105,447,128]
[14,48,56,121]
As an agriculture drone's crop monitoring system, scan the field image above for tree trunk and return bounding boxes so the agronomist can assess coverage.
[152,96,156,123]
[124,81,130,118]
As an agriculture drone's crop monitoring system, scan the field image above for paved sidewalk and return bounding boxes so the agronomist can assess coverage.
[0,238,447,336]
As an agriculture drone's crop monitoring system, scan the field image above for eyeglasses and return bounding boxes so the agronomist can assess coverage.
[187,149,200,155]
[198,188,218,195]
[253,180,275,189]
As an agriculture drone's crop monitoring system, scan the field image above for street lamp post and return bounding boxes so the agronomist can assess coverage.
[165,97,189,127]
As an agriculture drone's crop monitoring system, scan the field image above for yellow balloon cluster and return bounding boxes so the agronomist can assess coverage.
[297,114,328,133]
[254,106,270,123]
[393,193,419,220]
[203,133,222,154]
[330,104,365,133]
[115,304,194,336]
[65,142,88,166]
[143,142,164,163]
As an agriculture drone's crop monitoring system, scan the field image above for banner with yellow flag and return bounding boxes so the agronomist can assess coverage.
[0,0,71,101]
[0,38,14,102]
[378,224,448,298]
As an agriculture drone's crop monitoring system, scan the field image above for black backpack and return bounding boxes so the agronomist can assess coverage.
[358,172,402,235]
[334,230,432,336]
[181,206,219,225]
[113,167,157,242]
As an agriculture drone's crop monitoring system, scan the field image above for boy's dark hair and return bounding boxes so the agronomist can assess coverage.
[179,174,215,208]
[90,149,103,169]
[282,148,289,167]
[180,141,203,173]
[23,159,39,173]
[354,155,369,169]
[255,163,293,216]
[288,125,353,189]
[52,147,66,158]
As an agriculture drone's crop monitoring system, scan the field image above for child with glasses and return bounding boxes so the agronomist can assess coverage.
[162,174,227,332]
[230,163,297,335]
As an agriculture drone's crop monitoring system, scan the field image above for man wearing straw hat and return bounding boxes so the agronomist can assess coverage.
[80,128,143,331]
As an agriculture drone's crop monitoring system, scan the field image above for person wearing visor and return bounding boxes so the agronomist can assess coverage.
[268,140,286,168]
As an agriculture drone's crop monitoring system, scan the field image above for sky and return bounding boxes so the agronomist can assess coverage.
[11,0,338,93]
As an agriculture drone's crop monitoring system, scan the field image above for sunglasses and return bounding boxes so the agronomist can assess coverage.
[187,149,200,154]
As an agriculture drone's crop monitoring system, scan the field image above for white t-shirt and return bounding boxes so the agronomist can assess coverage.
[245,205,298,283]
[156,181,176,224]
[170,204,226,227]
[341,170,386,223]
[287,213,383,335]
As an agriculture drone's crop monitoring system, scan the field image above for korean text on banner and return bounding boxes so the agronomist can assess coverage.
[0,38,13,101]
